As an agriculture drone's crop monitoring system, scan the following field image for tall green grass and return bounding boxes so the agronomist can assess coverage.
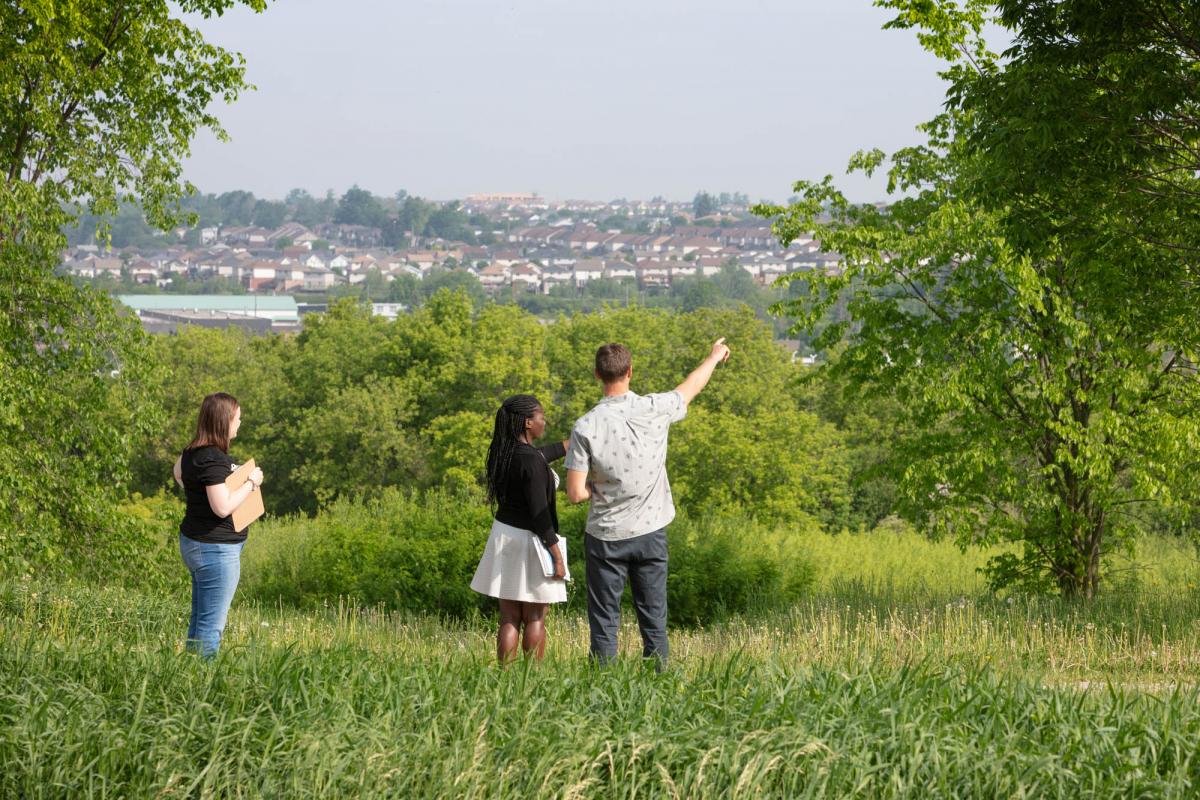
[241,505,1200,609]
[5,524,1199,797]
[5,580,1200,797]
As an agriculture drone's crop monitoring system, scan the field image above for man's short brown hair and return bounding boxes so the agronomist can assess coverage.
[595,343,632,383]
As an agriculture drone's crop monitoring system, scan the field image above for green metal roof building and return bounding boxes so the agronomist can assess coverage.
[117,295,299,325]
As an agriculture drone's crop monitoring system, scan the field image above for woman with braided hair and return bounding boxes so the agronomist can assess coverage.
[470,394,569,661]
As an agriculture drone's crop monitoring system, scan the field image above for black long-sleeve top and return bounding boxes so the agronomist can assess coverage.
[494,441,566,548]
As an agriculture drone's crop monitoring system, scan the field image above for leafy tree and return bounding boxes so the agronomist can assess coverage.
[427,200,473,242]
[108,201,162,248]
[334,185,386,229]
[133,326,290,495]
[693,191,718,218]
[359,266,389,299]
[794,354,905,531]
[386,273,419,305]
[755,0,1200,596]
[286,188,323,228]
[314,190,338,227]
[381,216,408,248]
[391,292,557,428]
[582,277,631,300]
[396,195,436,238]
[140,292,859,534]
[713,263,758,302]
[292,376,428,507]
[425,411,494,493]
[177,191,224,228]
[0,0,263,582]
[669,405,851,529]
[677,277,722,313]
[217,190,258,226]
[252,199,287,229]
[418,267,485,307]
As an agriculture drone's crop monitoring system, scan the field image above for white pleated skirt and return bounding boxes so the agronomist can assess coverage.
[470,519,568,604]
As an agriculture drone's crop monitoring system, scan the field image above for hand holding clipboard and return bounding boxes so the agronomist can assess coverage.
[225,458,265,532]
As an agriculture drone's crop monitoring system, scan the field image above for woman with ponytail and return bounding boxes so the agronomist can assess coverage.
[470,394,569,661]
[172,392,264,658]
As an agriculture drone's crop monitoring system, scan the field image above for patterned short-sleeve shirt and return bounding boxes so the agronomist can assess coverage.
[565,390,687,540]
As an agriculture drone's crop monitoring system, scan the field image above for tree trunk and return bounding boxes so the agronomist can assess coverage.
[1054,517,1104,599]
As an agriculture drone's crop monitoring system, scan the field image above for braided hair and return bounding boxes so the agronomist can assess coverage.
[485,394,542,506]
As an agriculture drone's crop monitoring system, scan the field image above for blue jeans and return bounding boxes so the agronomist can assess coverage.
[179,535,243,657]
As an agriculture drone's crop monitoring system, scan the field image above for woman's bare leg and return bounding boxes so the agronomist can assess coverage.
[521,602,548,659]
[497,600,522,663]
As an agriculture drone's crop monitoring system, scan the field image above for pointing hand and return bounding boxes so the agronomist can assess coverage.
[710,337,731,364]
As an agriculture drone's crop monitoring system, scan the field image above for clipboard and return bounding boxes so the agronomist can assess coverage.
[225,458,265,532]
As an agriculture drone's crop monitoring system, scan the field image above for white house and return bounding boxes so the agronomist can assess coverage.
[406,251,438,271]
[303,267,337,290]
[669,262,698,280]
[211,256,242,279]
[540,265,574,292]
[636,261,671,287]
[603,260,636,280]
[349,254,377,273]
[573,259,605,286]
[251,260,281,277]
[128,259,160,284]
[478,263,511,289]
[510,262,542,290]
[758,255,789,281]
[736,257,763,278]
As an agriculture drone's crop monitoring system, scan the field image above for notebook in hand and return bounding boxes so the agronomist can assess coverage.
[534,536,570,581]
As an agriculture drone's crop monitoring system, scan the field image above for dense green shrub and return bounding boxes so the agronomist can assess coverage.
[242,492,817,625]
[246,488,492,617]
[666,513,819,625]
[115,492,190,592]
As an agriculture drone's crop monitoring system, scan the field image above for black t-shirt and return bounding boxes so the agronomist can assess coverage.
[179,446,247,544]
[495,441,566,548]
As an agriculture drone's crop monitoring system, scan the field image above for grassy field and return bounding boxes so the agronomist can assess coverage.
[3,531,1200,797]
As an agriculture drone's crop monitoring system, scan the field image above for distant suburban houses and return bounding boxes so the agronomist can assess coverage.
[63,193,841,333]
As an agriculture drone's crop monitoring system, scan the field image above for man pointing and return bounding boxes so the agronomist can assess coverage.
[565,337,731,667]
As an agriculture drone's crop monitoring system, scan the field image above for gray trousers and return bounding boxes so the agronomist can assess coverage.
[584,529,668,664]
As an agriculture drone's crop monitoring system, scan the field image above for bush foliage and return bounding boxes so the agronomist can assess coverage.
[241,490,818,625]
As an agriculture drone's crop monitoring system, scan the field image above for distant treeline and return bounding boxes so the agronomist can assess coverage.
[64,188,760,250]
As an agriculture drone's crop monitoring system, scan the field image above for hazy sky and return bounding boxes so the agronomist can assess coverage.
[184,0,953,203]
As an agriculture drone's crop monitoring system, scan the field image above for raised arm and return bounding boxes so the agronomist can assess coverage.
[537,439,569,463]
[674,337,731,405]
